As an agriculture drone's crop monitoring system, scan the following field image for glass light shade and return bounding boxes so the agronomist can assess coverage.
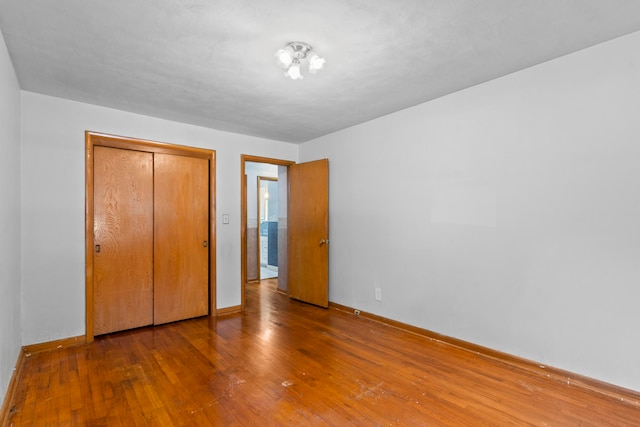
[308,53,326,74]
[284,62,303,80]
[275,49,293,68]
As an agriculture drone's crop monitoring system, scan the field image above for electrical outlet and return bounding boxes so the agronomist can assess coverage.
[375,288,382,301]
[354,309,361,316]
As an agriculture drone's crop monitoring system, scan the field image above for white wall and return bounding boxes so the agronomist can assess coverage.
[300,31,640,391]
[0,29,22,405]
[20,92,297,346]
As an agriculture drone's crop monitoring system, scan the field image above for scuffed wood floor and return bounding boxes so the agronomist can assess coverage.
[6,281,640,426]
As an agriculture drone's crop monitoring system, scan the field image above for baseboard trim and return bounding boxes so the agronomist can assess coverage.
[329,302,640,408]
[23,335,86,356]
[0,348,26,427]
[217,305,242,316]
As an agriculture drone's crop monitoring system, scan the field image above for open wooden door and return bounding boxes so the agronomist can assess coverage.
[288,159,329,307]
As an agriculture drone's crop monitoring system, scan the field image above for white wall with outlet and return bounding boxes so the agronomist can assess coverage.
[300,31,640,392]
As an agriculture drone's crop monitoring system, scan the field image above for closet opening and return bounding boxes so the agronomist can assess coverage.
[85,131,216,341]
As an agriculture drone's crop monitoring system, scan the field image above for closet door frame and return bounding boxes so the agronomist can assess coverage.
[85,131,216,342]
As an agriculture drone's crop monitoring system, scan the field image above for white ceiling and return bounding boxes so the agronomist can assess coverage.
[1,1,640,143]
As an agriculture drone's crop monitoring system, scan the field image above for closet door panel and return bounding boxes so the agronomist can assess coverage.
[93,146,154,335]
[154,154,209,324]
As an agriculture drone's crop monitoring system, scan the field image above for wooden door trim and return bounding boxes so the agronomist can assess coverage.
[240,155,294,311]
[86,131,216,342]
[87,131,214,158]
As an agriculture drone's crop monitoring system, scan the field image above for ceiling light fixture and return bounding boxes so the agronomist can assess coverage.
[275,41,326,80]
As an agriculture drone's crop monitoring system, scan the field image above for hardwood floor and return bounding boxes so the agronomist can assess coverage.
[5,282,640,426]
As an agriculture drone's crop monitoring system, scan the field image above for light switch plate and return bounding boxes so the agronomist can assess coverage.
[223,214,229,224]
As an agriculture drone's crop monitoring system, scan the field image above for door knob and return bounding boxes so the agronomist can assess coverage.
[319,239,328,246]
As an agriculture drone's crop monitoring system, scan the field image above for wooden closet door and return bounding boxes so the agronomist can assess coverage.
[153,153,210,324]
[93,146,154,335]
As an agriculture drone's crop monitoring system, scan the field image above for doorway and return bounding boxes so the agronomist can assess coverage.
[258,176,278,280]
[241,156,294,310]
[241,155,330,311]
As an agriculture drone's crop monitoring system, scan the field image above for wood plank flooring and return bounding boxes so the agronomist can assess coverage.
[5,281,640,426]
